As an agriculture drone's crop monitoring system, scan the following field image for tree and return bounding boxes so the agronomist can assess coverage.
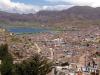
[14,54,53,75]
[0,44,9,58]
[0,44,13,75]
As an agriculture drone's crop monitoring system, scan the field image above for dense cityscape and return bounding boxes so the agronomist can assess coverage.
[0,25,100,75]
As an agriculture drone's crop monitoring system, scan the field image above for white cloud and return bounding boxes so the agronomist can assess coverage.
[46,0,100,7]
[42,5,72,10]
[0,0,41,14]
[1,0,100,14]
[70,0,100,7]
[0,0,72,14]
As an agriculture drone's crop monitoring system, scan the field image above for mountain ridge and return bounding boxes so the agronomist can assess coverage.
[0,6,100,29]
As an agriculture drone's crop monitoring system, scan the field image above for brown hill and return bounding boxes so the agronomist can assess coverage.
[0,6,100,29]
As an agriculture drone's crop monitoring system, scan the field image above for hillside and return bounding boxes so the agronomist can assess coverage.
[0,6,100,29]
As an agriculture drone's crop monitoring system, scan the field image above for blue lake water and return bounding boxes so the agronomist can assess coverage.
[7,28,52,33]
[7,27,79,34]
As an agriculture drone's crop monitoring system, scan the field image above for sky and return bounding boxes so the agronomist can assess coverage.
[0,0,100,14]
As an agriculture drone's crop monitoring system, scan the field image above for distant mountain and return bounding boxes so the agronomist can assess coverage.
[0,6,100,28]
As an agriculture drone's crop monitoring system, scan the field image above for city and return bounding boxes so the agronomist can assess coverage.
[0,25,100,75]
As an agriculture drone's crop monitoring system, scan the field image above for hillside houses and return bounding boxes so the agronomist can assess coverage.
[0,26,100,75]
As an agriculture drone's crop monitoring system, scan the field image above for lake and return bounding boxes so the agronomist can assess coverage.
[7,27,54,34]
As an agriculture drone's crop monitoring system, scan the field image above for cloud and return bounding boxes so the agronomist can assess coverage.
[1,0,100,14]
[42,5,73,10]
[0,0,72,14]
[46,0,100,7]
[0,0,41,14]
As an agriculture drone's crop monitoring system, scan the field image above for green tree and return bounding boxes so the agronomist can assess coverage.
[14,54,53,75]
[0,44,13,75]
[0,44,9,58]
